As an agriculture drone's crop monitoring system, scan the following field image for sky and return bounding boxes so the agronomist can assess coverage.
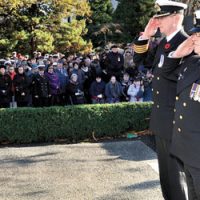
[111,0,118,10]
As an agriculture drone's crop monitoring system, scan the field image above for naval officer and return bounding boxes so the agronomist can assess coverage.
[164,10,200,200]
[133,0,188,199]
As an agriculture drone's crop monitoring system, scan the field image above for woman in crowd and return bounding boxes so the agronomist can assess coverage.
[66,73,85,105]
[127,77,144,102]
[13,66,31,107]
[45,64,60,106]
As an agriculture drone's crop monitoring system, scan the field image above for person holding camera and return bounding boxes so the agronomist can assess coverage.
[127,77,144,102]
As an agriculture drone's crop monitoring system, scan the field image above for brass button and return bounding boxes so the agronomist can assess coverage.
[178,128,181,132]
[176,96,179,101]
[180,115,183,120]
[173,120,175,124]
[156,91,159,95]
[183,102,187,107]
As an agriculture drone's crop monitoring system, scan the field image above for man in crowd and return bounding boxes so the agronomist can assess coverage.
[106,45,124,81]
[105,75,123,103]
[0,65,12,108]
[133,0,188,199]
[32,64,50,107]
[89,75,106,104]
[55,60,69,106]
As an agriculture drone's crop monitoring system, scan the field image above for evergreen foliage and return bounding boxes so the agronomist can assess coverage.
[87,0,116,47]
[113,0,155,38]
[0,0,92,56]
[0,103,152,144]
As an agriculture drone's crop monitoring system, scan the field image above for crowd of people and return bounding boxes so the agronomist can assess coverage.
[0,45,153,108]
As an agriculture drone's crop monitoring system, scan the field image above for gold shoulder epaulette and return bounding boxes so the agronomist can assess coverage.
[133,43,149,54]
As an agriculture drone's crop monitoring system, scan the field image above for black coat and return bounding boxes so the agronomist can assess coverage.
[66,81,84,104]
[0,74,12,105]
[165,55,200,168]
[133,30,188,141]
[106,52,124,79]
[13,73,31,103]
[32,74,50,98]
[89,80,106,97]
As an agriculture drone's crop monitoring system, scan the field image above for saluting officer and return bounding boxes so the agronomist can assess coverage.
[133,0,188,199]
[0,65,12,108]
[164,10,200,199]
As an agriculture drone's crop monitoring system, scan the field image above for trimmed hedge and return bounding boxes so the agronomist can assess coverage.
[0,102,152,144]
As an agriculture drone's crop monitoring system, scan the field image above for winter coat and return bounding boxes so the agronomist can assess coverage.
[13,73,31,103]
[127,84,144,102]
[0,74,12,105]
[32,73,50,98]
[89,81,106,98]
[45,72,60,95]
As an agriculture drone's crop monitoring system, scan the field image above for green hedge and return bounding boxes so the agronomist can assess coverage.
[0,102,152,144]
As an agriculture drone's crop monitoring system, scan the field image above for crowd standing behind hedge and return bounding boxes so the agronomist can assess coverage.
[0,45,153,108]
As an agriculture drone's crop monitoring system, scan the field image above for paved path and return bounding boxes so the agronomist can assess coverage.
[0,141,163,200]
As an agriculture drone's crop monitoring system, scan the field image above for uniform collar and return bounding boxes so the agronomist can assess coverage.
[166,29,181,42]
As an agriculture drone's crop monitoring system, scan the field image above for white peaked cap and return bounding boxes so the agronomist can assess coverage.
[155,0,187,9]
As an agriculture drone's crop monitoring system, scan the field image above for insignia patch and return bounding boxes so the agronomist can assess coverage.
[178,73,184,80]
[190,83,200,101]
[158,54,164,68]
[183,67,187,72]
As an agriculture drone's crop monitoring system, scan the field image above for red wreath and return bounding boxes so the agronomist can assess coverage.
[165,43,171,49]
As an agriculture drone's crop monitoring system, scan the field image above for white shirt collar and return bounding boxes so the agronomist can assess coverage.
[166,29,181,42]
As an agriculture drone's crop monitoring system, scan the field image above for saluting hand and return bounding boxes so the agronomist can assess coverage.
[172,36,194,58]
[142,18,159,39]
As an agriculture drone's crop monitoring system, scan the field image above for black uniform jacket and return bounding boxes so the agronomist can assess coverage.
[165,55,200,168]
[32,74,50,98]
[0,74,12,104]
[133,30,188,141]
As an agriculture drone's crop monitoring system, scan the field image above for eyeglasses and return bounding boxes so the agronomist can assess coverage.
[195,32,200,37]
